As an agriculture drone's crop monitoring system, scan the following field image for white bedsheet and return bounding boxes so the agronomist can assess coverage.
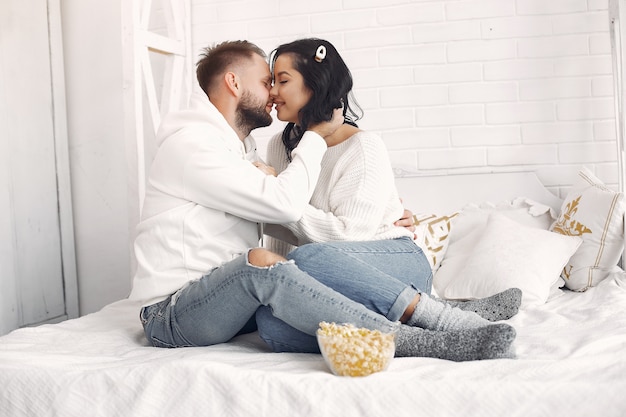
[1,271,626,417]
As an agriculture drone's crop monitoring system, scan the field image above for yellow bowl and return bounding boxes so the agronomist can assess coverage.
[316,322,396,377]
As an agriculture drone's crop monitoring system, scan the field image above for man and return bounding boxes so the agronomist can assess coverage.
[129,40,516,361]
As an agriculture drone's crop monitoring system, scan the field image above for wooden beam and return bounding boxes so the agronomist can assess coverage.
[48,0,79,319]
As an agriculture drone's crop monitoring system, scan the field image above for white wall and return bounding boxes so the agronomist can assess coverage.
[61,0,132,315]
[58,0,618,314]
[191,0,617,198]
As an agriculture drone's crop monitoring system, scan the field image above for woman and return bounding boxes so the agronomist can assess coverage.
[254,38,521,357]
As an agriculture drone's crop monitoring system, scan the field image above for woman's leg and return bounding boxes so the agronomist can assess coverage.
[287,237,431,319]
[287,237,520,321]
[317,236,433,294]
[302,236,433,293]
[141,249,398,348]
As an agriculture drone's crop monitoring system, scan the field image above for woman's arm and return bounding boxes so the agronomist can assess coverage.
[285,134,403,243]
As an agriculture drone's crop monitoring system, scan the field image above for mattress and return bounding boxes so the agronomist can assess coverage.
[1,269,625,417]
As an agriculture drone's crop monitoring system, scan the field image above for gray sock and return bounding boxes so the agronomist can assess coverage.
[436,288,522,321]
[395,323,516,361]
[408,293,490,331]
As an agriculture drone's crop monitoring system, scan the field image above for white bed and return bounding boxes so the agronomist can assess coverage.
[1,171,625,417]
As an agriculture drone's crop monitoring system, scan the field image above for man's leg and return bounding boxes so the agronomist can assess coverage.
[140,248,516,360]
[142,248,397,348]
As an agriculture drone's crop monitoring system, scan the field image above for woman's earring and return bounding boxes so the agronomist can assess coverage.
[315,45,326,63]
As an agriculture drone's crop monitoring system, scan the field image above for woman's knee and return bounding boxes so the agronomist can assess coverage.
[248,248,286,267]
[288,242,331,264]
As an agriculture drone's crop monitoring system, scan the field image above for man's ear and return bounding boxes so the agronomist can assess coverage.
[224,72,240,97]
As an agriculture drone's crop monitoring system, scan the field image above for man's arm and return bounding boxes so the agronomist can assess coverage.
[179,109,344,224]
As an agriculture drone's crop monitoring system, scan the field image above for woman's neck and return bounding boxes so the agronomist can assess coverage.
[324,124,361,147]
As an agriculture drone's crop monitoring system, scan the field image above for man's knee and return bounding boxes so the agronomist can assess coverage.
[248,248,286,267]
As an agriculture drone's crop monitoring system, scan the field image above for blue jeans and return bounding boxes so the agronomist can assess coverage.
[256,237,432,353]
[140,251,399,348]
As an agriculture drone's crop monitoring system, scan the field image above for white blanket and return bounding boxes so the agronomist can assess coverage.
[1,270,626,417]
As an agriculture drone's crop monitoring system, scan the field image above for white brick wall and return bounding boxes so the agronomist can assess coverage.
[191,0,618,196]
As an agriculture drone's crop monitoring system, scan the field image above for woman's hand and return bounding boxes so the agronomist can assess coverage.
[253,161,277,177]
[394,202,416,238]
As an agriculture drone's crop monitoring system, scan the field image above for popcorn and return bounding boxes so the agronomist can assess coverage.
[316,322,396,377]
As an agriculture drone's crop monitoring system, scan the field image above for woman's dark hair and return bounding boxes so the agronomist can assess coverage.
[270,38,363,160]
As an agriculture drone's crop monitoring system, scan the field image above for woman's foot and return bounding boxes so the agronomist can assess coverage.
[437,288,523,321]
[395,323,516,361]
[407,293,491,332]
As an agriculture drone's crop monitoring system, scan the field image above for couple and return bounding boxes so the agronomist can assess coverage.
[129,38,520,361]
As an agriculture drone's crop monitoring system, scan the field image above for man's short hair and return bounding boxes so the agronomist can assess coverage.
[196,40,267,96]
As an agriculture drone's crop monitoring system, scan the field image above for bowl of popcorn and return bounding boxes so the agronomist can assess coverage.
[316,322,396,377]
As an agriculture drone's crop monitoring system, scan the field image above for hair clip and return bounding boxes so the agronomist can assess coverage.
[314,45,326,63]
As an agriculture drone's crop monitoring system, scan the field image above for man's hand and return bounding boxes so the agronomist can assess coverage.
[253,161,277,176]
[309,107,345,138]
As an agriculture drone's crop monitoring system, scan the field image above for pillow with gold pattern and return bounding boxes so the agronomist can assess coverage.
[550,167,625,291]
[412,212,458,273]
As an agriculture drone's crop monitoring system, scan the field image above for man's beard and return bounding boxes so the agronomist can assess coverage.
[235,90,273,135]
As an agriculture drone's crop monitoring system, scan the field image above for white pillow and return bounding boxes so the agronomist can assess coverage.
[434,212,581,307]
[450,198,556,233]
[550,167,625,291]
[434,198,559,296]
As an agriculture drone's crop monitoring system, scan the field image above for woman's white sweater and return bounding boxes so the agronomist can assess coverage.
[266,130,412,249]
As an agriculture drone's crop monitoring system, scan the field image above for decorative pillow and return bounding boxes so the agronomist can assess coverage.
[412,212,458,272]
[434,213,582,307]
[550,167,625,291]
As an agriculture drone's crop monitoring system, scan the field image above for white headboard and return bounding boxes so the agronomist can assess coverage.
[394,171,563,214]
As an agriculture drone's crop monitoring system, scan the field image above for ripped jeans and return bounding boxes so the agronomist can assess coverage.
[255,237,432,353]
[140,251,400,348]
